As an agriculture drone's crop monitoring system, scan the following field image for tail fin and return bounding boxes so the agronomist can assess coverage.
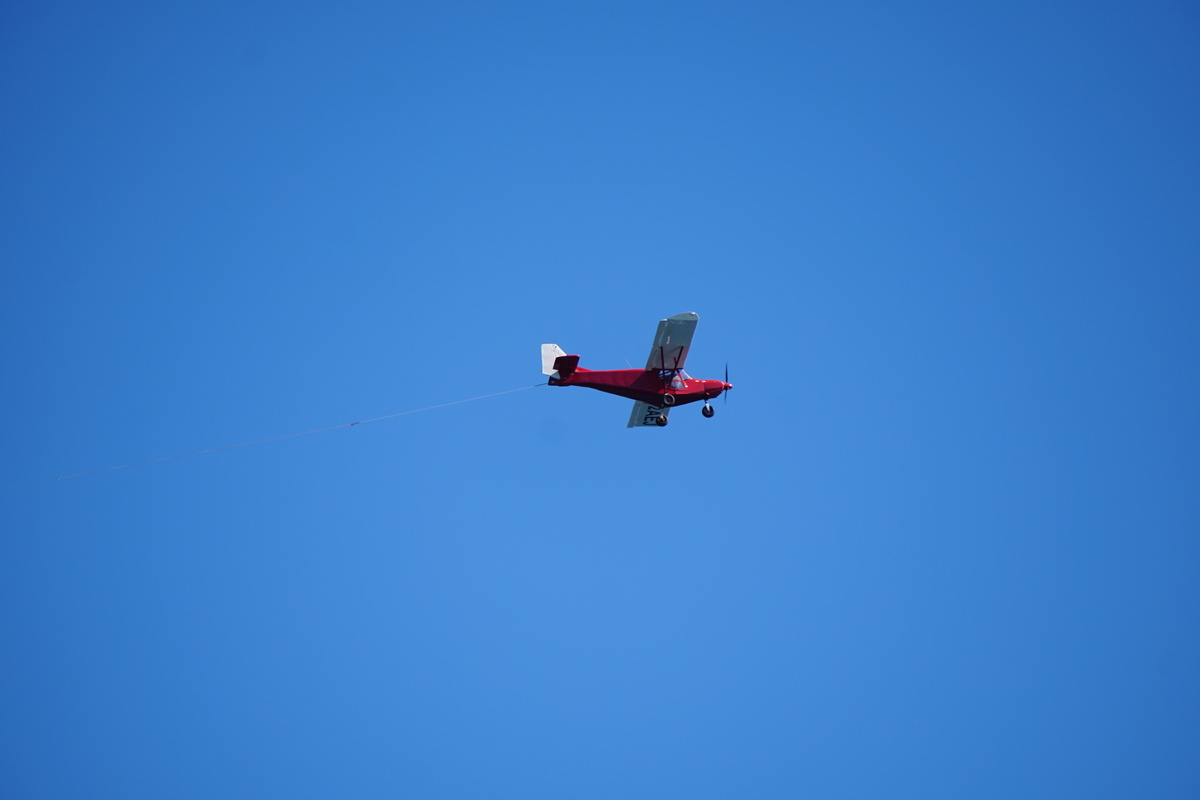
[541,344,580,379]
[541,344,566,376]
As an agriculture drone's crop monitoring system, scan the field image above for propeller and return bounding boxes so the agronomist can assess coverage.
[724,363,732,406]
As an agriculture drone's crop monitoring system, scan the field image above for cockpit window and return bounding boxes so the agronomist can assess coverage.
[660,369,690,389]
[662,367,691,388]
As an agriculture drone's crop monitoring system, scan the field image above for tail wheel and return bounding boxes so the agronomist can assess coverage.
[702,404,715,418]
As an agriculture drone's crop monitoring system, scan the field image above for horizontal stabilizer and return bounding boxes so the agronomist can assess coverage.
[552,354,579,378]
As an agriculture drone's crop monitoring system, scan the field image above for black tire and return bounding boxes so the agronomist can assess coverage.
[655,415,669,427]
[702,404,715,418]
[662,393,676,406]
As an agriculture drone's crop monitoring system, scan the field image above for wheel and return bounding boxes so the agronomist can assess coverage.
[655,415,669,427]
[702,404,715,418]
[662,393,676,406]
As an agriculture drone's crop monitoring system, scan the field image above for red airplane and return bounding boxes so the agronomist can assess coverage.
[542,312,732,427]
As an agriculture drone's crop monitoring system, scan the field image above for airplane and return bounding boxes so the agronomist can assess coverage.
[541,312,732,427]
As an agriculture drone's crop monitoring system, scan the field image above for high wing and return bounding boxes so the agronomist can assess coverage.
[644,312,699,370]
[627,401,670,428]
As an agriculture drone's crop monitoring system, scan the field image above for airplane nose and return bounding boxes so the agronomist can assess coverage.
[706,380,732,398]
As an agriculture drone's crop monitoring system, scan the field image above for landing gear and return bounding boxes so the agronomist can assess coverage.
[701,403,715,418]
[655,415,669,427]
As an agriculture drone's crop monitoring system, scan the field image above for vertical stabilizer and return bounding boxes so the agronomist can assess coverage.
[541,344,567,377]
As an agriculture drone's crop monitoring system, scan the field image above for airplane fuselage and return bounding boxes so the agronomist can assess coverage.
[548,367,730,408]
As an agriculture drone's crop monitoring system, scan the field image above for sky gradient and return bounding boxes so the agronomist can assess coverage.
[3,2,1199,797]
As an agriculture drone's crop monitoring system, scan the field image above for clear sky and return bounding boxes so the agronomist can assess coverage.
[2,2,1198,797]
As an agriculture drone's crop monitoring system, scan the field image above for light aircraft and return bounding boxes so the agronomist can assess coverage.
[541,312,732,427]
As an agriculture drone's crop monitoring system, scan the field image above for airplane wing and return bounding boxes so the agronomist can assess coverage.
[627,401,670,428]
[644,312,699,370]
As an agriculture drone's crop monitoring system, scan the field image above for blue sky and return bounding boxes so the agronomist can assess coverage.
[2,2,1198,797]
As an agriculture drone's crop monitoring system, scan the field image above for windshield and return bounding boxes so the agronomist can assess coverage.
[660,369,691,389]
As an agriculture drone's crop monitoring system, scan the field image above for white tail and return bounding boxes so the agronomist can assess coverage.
[541,344,567,376]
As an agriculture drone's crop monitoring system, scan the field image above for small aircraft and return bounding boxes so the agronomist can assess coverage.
[541,312,732,427]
